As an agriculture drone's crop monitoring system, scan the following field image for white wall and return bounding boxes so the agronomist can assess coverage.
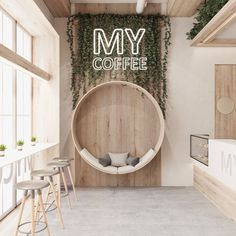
[162,17,236,186]
[55,18,74,155]
[55,18,76,179]
[55,17,236,186]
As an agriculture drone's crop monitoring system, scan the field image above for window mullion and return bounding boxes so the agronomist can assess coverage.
[11,17,17,212]
[12,18,17,148]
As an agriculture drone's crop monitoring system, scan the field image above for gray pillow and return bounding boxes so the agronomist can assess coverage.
[127,156,140,167]
[109,152,128,167]
[99,154,111,167]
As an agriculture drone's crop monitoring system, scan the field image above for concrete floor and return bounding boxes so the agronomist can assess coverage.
[39,187,236,236]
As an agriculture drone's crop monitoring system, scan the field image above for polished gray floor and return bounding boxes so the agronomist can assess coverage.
[43,187,236,236]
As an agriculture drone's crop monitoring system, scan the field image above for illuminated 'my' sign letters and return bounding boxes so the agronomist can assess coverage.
[93,28,147,71]
[94,28,145,55]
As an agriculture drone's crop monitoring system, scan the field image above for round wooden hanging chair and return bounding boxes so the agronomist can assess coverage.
[71,81,165,174]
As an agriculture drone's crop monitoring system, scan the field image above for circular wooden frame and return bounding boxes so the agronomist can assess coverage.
[71,81,165,174]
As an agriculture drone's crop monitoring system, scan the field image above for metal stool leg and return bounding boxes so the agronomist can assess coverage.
[67,166,78,201]
[49,176,64,229]
[60,167,71,209]
[15,190,27,236]
[38,189,51,236]
[31,190,35,236]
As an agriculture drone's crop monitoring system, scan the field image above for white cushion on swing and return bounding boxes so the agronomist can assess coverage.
[118,165,135,174]
[80,148,156,175]
[80,148,117,174]
[135,149,156,169]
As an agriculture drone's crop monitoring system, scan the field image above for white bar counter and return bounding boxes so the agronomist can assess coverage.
[194,139,236,190]
[0,142,58,168]
[208,139,236,190]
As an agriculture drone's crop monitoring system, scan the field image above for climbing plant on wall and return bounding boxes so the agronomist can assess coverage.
[187,0,229,40]
[67,14,171,117]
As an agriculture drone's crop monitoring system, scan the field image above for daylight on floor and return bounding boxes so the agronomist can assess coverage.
[0,0,236,235]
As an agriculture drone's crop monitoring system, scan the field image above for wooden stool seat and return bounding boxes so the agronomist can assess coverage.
[47,161,70,168]
[31,169,59,178]
[53,157,74,162]
[16,180,49,191]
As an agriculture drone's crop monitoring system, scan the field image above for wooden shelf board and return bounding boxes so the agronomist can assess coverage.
[191,0,236,47]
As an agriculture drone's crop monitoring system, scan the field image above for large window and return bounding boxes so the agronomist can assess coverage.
[0,9,32,149]
[0,10,14,50]
[0,63,14,149]
[16,70,32,143]
[0,9,33,219]
[17,25,32,61]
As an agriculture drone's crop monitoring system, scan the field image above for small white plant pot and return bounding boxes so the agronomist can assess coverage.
[31,142,36,146]
[0,150,5,157]
[17,146,23,151]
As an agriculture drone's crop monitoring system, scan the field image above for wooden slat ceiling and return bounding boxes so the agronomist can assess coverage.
[71,3,161,15]
[167,0,204,17]
[43,0,71,17]
[42,0,202,17]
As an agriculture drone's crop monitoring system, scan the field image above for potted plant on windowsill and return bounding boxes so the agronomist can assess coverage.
[0,144,7,157]
[31,136,37,146]
[17,140,24,151]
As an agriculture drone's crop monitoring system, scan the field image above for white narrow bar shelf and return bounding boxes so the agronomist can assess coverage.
[0,142,58,168]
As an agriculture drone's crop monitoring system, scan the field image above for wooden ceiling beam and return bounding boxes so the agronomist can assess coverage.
[167,0,203,17]
[43,0,71,17]
[0,44,51,81]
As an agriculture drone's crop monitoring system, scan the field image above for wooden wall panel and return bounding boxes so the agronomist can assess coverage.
[71,3,161,15]
[215,65,236,138]
[70,3,163,186]
[194,166,236,222]
[76,84,160,158]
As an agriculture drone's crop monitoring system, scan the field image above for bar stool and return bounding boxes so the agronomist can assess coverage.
[15,180,50,236]
[53,157,78,201]
[31,169,64,229]
[47,161,72,208]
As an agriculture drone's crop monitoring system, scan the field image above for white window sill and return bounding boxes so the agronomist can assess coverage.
[0,142,58,168]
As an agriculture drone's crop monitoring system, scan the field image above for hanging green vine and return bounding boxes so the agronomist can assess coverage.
[187,0,229,40]
[67,14,171,117]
